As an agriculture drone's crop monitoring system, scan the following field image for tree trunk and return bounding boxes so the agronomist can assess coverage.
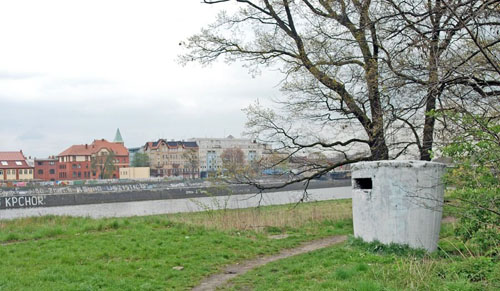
[421,4,441,161]
[369,125,390,160]
[421,93,436,161]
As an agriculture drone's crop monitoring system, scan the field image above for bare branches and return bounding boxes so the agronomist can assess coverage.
[183,0,500,191]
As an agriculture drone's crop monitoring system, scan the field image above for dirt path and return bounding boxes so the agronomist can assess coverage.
[192,235,347,291]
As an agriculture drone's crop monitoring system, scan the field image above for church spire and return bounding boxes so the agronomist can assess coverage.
[113,128,124,144]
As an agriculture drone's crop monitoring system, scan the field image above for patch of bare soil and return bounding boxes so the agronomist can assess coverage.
[442,216,458,223]
[192,235,347,291]
[267,234,289,240]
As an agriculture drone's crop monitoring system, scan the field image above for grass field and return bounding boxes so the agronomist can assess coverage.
[0,200,352,290]
[0,199,498,290]
[223,225,500,290]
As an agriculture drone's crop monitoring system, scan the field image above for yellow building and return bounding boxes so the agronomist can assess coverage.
[0,151,34,181]
[119,167,150,179]
[143,140,199,178]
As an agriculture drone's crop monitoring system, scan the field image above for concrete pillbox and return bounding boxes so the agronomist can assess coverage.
[351,160,447,252]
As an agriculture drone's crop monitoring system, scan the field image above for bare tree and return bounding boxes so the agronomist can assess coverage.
[181,0,500,189]
[220,147,246,176]
[381,0,500,159]
[182,148,200,179]
[91,151,117,179]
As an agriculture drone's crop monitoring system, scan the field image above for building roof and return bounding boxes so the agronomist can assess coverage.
[0,151,25,160]
[92,139,129,156]
[182,141,198,148]
[128,147,142,154]
[144,139,198,151]
[0,151,31,169]
[34,158,58,162]
[58,144,94,156]
[114,128,124,143]
[58,139,129,157]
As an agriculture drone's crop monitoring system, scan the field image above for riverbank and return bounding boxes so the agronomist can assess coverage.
[1,199,496,290]
[0,186,351,220]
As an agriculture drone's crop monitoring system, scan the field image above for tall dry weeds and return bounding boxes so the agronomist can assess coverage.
[167,200,352,231]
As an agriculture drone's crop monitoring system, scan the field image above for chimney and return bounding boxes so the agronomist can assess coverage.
[85,144,88,149]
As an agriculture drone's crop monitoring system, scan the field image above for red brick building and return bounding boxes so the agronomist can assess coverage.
[34,157,58,181]
[0,151,34,181]
[57,139,129,180]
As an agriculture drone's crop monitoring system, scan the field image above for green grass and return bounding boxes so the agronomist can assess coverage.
[223,224,500,291]
[1,199,498,290]
[0,200,352,290]
[223,242,499,290]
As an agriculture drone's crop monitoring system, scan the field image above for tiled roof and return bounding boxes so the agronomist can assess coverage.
[58,139,129,157]
[0,151,31,169]
[92,139,129,156]
[182,141,198,148]
[0,151,25,161]
[145,139,165,150]
[145,139,198,150]
[58,144,94,156]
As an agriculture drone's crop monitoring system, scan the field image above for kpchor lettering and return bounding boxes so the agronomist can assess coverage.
[3,196,45,208]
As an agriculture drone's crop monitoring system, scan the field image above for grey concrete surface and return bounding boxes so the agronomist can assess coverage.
[351,160,447,252]
[0,186,351,220]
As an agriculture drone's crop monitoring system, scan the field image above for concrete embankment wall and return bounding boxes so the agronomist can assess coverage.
[0,180,352,220]
[0,180,351,210]
[0,186,352,220]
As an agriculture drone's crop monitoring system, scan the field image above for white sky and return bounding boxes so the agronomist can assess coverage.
[0,0,282,158]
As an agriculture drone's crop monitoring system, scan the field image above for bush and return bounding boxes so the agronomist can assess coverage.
[442,113,500,256]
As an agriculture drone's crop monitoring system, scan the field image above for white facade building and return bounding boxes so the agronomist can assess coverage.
[189,135,269,178]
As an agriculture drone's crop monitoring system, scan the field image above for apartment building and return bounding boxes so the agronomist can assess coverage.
[189,135,269,178]
[143,139,199,178]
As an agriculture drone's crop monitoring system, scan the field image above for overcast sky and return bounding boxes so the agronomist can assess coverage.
[0,0,282,158]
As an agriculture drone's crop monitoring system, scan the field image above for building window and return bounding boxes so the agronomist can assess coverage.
[1,161,7,166]
[16,161,22,166]
[38,169,43,175]
[0,170,3,175]
[49,169,55,174]
[37,161,43,166]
